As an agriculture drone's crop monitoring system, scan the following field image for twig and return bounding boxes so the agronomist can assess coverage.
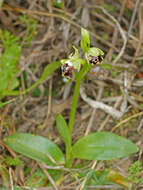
[63,83,72,100]
[2,4,118,51]
[120,72,128,113]
[0,104,8,137]
[84,109,96,136]
[101,96,122,103]
[91,10,138,42]
[80,85,123,119]
[111,111,143,132]
[86,184,124,189]
[39,163,59,190]
[85,85,104,136]
[137,118,143,132]
[43,77,53,128]
[131,1,143,64]
[127,0,140,38]
[42,164,88,172]
[78,161,97,190]
[98,96,123,132]
[106,0,128,61]
[101,6,127,64]
[9,168,14,190]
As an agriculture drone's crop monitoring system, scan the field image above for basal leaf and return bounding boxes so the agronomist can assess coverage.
[5,133,65,165]
[72,132,138,160]
[56,114,71,147]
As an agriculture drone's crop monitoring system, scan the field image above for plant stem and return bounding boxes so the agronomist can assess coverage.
[68,63,89,135]
[66,63,90,167]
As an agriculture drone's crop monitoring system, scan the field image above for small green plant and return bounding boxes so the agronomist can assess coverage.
[5,156,24,167]
[0,30,21,100]
[128,161,143,184]
[0,14,37,102]
[76,169,132,189]
[5,28,139,188]
[19,15,37,46]
[0,19,61,106]
[25,169,48,188]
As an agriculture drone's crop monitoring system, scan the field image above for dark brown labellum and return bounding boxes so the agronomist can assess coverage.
[88,55,103,66]
[61,63,74,79]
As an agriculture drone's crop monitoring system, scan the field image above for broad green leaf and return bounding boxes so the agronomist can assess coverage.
[80,28,90,53]
[72,132,138,160]
[5,133,65,165]
[56,114,71,147]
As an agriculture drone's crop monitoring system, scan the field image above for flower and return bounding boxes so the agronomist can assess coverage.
[61,60,74,79]
[88,55,104,66]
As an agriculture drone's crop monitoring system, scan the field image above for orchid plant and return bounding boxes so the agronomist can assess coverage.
[5,28,138,188]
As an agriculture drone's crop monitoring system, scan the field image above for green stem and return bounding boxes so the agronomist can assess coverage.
[66,63,90,167]
[68,63,89,135]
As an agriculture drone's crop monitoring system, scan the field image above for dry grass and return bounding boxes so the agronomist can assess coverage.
[0,0,143,189]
